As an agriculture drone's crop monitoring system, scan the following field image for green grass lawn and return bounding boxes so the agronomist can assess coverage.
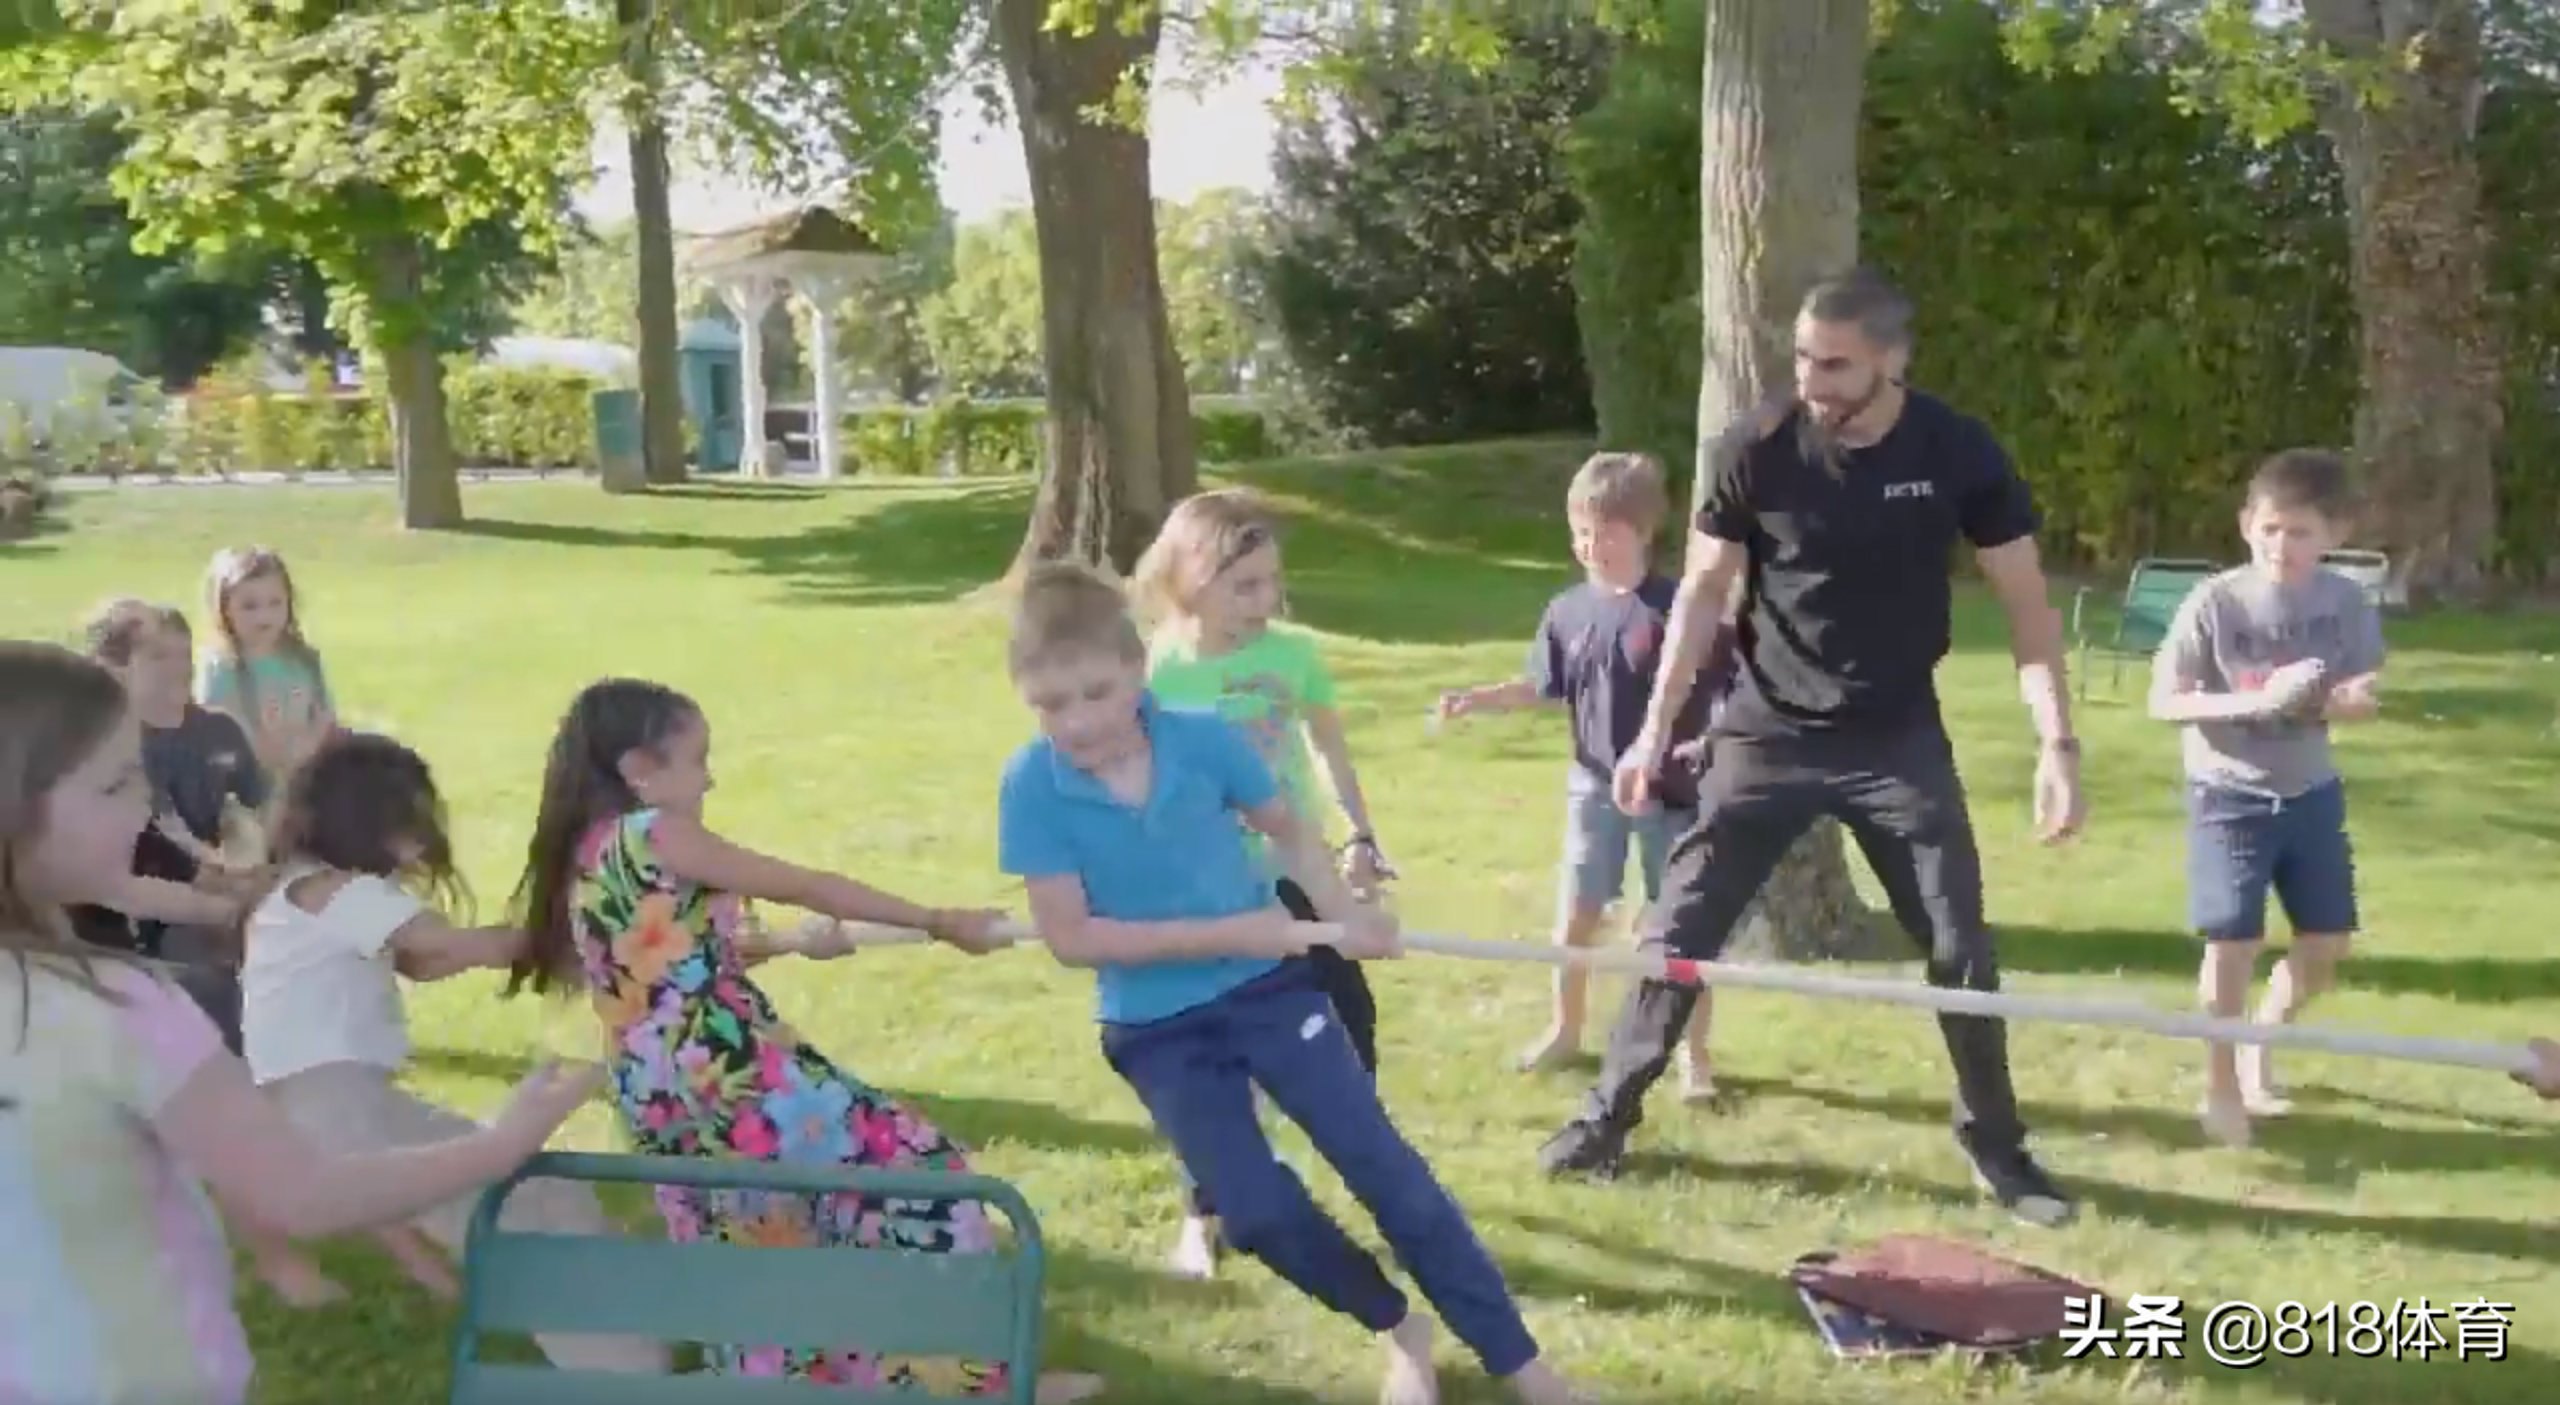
[6,442,2560,1405]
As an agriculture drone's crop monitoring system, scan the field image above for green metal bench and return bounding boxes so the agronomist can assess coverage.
[2070,557,2222,700]
[448,1152,1050,1404]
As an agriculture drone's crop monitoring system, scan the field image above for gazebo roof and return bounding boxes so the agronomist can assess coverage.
[681,205,886,278]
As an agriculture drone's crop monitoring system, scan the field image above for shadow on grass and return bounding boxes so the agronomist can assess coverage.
[450,518,727,553]
[644,481,827,503]
[1739,1076,2552,1185]
[1997,922,2560,1005]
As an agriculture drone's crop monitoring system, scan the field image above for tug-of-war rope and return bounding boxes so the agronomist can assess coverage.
[826,920,2540,1077]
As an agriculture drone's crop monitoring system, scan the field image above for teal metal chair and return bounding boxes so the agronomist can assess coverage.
[448,1152,1049,1404]
[2069,557,2222,700]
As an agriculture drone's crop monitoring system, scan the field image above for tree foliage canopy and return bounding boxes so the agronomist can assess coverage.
[1248,14,1606,447]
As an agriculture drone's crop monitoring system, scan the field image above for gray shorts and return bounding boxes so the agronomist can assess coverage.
[1558,768,1694,925]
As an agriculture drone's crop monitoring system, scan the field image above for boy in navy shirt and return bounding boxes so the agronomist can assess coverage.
[1439,452,1741,1095]
[997,561,1589,1405]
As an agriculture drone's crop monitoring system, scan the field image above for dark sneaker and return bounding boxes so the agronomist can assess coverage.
[1970,1145,2076,1227]
[1537,1118,1631,1181]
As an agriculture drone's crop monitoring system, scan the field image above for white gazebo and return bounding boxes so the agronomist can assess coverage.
[680,205,888,480]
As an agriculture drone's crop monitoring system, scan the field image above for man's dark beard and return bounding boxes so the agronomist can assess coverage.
[1795,375,1888,475]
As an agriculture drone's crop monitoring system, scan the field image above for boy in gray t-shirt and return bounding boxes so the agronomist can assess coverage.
[2151,449,2386,1148]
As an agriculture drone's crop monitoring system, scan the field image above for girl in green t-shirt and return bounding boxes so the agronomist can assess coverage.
[1133,488,1392,1281]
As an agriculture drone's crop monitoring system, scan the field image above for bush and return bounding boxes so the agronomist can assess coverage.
[0,474,50,540]
[148,359,598,476]
[1249,16,1605,448]
[839,396,1285,477]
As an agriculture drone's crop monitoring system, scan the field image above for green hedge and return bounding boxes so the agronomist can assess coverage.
[1,360,603,478]
[840,396,1278,477]
[1567,0,2560,582]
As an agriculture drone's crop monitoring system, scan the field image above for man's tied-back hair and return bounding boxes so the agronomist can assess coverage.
[1009,559,1147,674]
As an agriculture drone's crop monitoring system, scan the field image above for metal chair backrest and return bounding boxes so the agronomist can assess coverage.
[448,1152,1046,1404]
[2116,558,2221,653]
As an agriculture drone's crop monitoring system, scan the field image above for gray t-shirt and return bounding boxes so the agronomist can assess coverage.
[2156,567,2386,797]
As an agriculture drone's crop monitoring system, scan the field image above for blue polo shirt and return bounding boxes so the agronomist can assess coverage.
[997,694,1285,1025]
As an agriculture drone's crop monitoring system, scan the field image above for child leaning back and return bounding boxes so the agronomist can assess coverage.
[994,560,1590,1405]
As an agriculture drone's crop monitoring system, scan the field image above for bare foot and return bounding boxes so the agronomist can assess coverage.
[1505,1359,1593,1405]
[2197,1094,2252,1149]
[257,1252,348,1308]
[1167,1215,1221,1281]
[1515,1026,1579,1072]
[2238,1048,2293,1115]
[1675,1048,1717,1105]
[1035,1370,1108,1404]
[1378,1313,1440,1405]
[400,1253,462,1301]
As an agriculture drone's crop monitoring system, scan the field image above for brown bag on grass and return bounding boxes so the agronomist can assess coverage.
[1788,1235,2099,1349]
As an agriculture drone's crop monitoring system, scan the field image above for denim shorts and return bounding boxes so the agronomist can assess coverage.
[1559,768,1694,924]
[2185,778,2359,942]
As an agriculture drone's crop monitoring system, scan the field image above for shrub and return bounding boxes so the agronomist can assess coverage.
[838,396,1286,477]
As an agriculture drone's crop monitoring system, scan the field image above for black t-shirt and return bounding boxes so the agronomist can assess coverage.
[1530,575,1738,806]
[1699,390,2040,738]
[65,707,265,956]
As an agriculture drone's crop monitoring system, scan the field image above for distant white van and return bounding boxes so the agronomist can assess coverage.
[0,345,151,443]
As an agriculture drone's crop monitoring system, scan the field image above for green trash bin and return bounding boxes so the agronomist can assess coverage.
[592,387,645,492]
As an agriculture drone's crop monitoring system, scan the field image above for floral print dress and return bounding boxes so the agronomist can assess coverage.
[570,808,1008,1392]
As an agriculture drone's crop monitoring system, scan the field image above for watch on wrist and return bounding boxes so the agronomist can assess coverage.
[2043,736,2081,756]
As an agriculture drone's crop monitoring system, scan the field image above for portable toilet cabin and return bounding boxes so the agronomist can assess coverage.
[676,318,744,473]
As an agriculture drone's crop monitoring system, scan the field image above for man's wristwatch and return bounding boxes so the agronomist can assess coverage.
[1339,832,1397,881]
[2042,736,2081,757]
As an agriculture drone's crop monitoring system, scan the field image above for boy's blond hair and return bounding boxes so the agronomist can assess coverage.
[1129,488,1281,631]
[1567,452,1670,539]
[80,597,186,666]
[1009,559,1147,675]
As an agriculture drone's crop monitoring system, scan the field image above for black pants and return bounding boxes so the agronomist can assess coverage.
[1576,720,2027,1155]
[1188,877,1379,1218]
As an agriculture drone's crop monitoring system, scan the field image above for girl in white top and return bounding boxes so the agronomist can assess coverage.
[0,641,603,1405]
[241,729,667,1374]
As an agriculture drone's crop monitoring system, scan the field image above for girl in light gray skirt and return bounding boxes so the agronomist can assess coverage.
[240,729,665,1374]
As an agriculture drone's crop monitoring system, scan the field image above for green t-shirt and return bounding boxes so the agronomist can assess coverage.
[1147,623,1338,862]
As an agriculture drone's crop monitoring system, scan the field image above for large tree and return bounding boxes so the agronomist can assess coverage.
[1688,0,1894,962]
[996,0,1198,573]
[2009,0,2514,602]
[33,0,601,529]
[0,106,268,385]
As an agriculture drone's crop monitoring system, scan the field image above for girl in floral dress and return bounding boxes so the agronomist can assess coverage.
[506,678,1102,1402]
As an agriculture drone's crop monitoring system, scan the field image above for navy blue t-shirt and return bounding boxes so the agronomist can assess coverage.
[1529,575,1737,807]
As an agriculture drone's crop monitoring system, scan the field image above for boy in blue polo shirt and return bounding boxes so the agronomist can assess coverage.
[997,561,1588,1405]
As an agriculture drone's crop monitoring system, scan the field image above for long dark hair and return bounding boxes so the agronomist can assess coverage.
[505,678,700,997]
[271,731,469,916]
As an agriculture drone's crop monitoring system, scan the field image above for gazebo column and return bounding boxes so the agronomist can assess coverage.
[715,273,781,477]
[795,268,860,480]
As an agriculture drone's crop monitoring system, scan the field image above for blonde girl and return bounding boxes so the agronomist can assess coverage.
[0,641,601,1405]
[1129,488,1390,1279]
[197,546,336,779]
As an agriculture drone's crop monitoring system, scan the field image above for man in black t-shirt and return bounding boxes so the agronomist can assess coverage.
[1534,271,2088,1228]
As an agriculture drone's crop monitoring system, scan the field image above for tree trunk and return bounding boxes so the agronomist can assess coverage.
[1694,0,1900,965]
[372,240,463,530]
[618,0,688,486]
[2304,0,2502,603]
[995,0,1198,575]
